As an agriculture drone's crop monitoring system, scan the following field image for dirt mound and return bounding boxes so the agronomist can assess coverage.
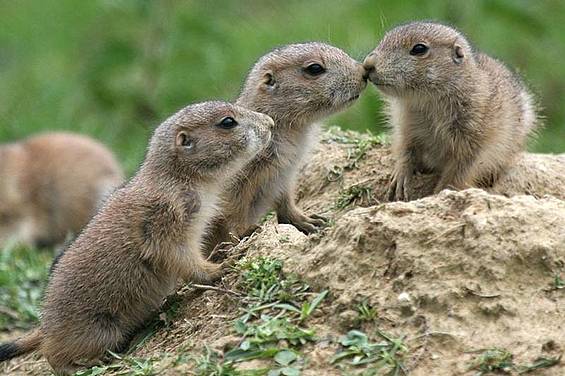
[2,129,564,375]
[243,189,565,375]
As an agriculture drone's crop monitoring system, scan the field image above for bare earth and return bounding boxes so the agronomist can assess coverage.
[2,129,564,375]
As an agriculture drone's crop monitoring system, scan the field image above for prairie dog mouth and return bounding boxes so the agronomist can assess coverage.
[366,70,391,87]
[334,94,360,109]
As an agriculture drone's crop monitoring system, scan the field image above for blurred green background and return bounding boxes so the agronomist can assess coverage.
[1,0,564,175]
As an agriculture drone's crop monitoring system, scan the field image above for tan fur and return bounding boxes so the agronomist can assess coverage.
[206,42,367,249]
[0,133,124,248]
[0,102,272,375]
[363,22,538,201]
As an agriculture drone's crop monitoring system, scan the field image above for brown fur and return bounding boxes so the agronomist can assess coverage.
[0,133,124,248]
[363,22,538,201]
[0,102,272,375]
[206,42,367,249]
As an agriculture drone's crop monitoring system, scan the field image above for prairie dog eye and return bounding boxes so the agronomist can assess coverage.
[217,117,238,129]
[410,43,429,56]
[304,63,326,76]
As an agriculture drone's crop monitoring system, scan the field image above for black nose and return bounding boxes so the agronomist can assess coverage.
[362,65,374,80]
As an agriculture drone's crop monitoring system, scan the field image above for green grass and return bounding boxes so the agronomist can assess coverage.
[0,243,53,330]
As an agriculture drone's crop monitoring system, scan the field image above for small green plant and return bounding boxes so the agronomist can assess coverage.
[278,235,290,243]
[335,185,373,210]
[299,290,328,322]
[327,132,386,182]
[217,257,329,373]
[226,316,309,374]
[552,274,565,290]
[517,355,562,374]
[331,330,408,375]
[191,346,264,376]
[74,365,117,375]
[260,211,276,225]
[356,300,378,323]
[467,348,514,375]
[237,257,322,323]
[268,350,301,376]
[467,348,561,375]
[237,257,285,304]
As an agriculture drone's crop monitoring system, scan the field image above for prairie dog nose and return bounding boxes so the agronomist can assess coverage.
[363,52,377,71]
[265,115,275,129]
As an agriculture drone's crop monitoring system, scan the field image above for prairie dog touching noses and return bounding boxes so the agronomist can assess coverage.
[0,133,124,248]
[206,42,367,249]
[0,101,272,375]
[363,22,538,201]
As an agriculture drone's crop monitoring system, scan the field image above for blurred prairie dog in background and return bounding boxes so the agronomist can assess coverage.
[0,132,124,248]
[363,21,538,201]
[0,101,273,375]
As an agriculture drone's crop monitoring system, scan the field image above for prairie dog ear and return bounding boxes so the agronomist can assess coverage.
[175,130,194,149]
[261,70,276,92]
[452,44,465,64]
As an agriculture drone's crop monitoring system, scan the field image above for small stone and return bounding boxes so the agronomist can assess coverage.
[338,309,359,330]
[211,335,240,352]
[398,292,411,303]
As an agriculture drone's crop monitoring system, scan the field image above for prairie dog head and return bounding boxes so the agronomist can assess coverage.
[238,42,367,125]
[363,22,474,97]
[147,101,273,181]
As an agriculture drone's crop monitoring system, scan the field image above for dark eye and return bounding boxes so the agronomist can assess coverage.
[217,116,238,129]
[304,63,326,76]
[410,44,429,56]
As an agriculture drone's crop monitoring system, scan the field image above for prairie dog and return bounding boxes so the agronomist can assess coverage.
[363,22,538,201]
[207,42,367,248]
[0,101,273,375]
[0,133,124,248]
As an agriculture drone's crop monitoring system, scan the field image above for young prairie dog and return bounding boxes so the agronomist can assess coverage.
[0,101,272,375]
[0,132,124,248]
[363,22,538,201]
[206,42,367,248]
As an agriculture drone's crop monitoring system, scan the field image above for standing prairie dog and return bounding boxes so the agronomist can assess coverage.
[0,132,124,248]
[206,42,367,248]
[0,101,273,375]
[363,22,538,201]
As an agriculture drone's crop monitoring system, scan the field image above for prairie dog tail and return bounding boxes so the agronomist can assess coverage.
[0,329,41,361]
